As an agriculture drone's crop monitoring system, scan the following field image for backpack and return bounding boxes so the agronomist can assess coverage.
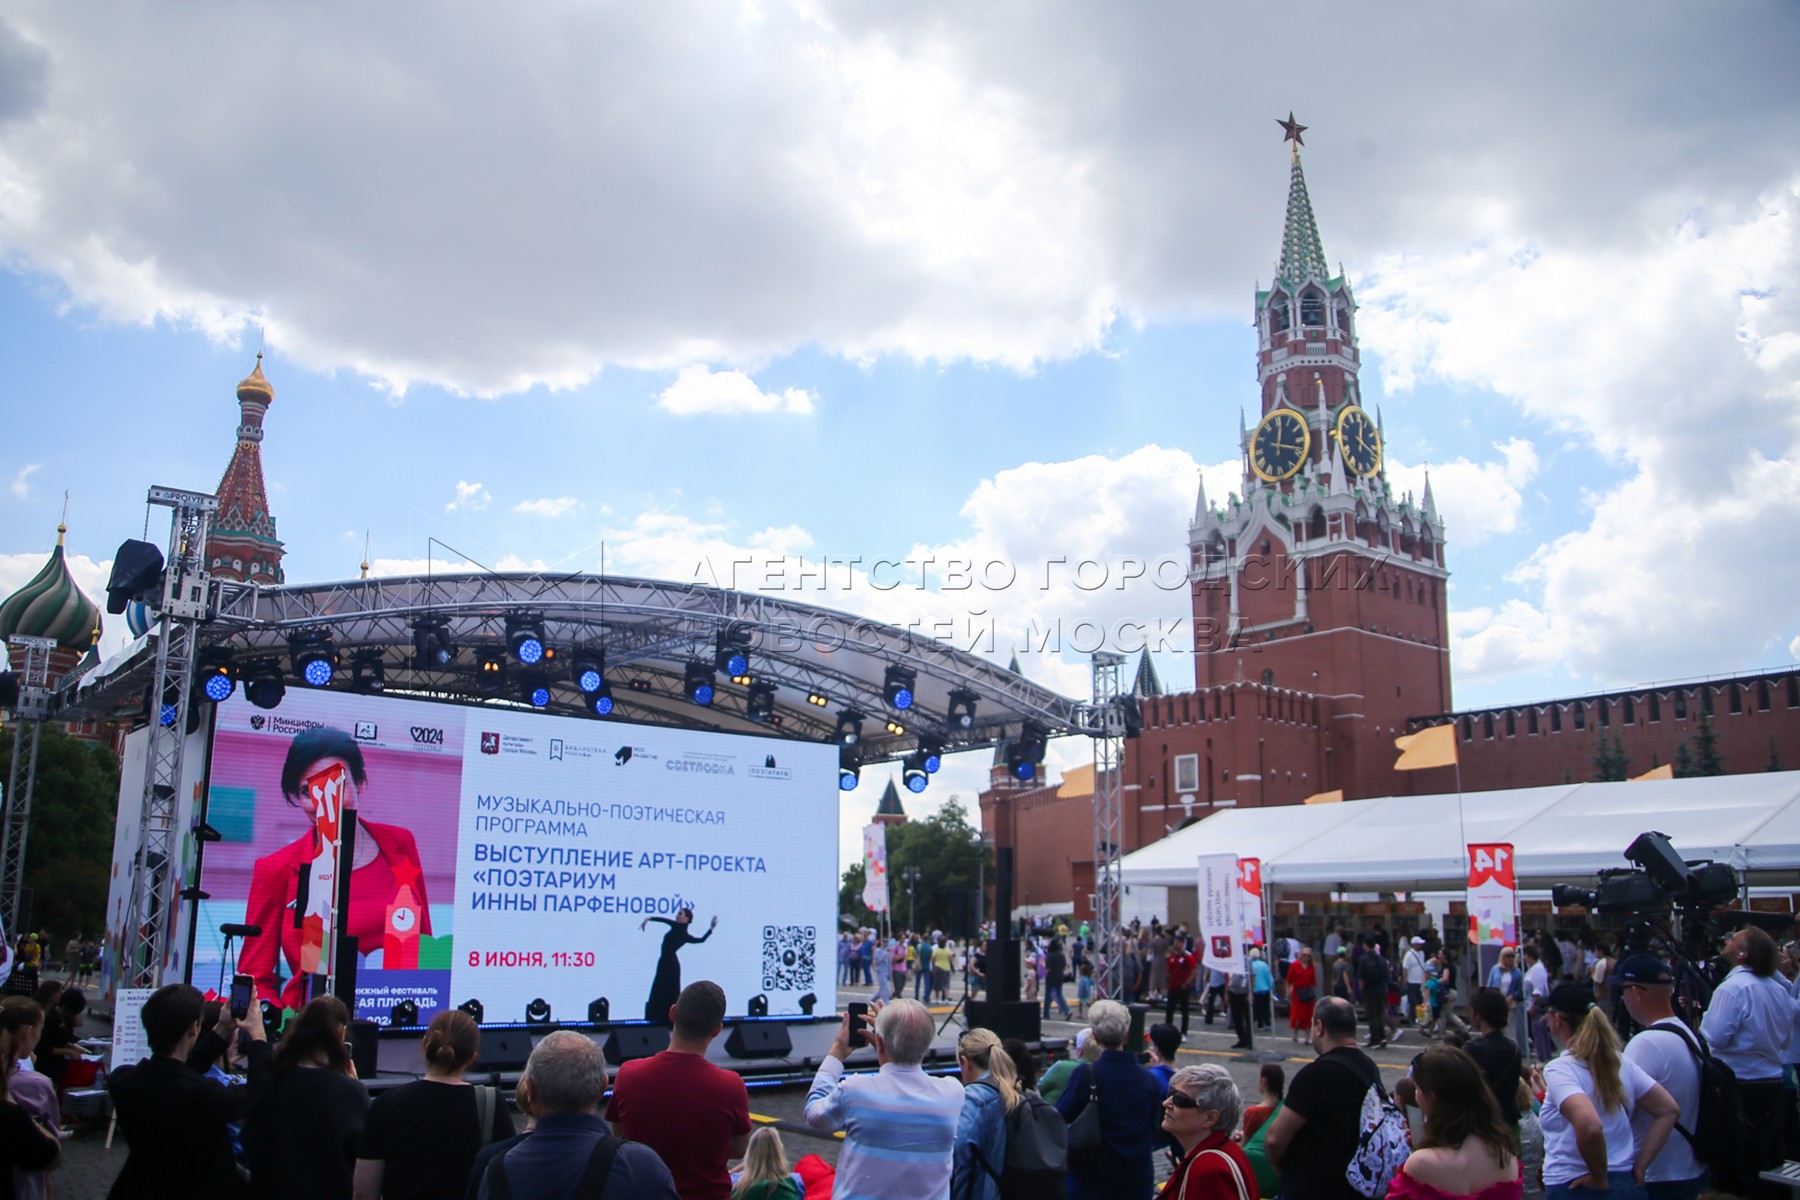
[1652,1020,1746,1168]
[972,1085,1068,1200]
[1326,1053,1410,1199]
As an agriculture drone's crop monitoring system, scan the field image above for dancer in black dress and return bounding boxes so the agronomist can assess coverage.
[640,909,717,1022]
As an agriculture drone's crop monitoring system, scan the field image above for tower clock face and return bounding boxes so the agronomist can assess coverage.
[1335,405,1382,477]
[1251,409,1311,482]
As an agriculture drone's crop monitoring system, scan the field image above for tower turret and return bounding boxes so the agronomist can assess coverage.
[210,354,286,585]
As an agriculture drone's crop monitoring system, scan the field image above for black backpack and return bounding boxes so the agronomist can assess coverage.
[1652,1020,1745,1168]
[971,1086,1068,1200]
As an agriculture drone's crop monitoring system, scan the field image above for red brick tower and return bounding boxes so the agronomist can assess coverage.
[209,355,286,584]
[1185,120,1451,802]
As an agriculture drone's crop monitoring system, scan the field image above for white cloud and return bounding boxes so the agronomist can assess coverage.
[443,480,491,514]
[1386,438,1539,546]
[10,464,40,498]
[513,497,583,518]
[2,7,1794,393]
[657,365,816,416]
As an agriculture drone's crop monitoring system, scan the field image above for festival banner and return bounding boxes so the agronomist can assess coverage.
[1466,843,1518,947]
[1240,858,1266,947]
[861,822,890,913]
[1197,853,1246,974]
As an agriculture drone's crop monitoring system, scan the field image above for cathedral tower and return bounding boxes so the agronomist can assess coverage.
[209,355,286,584]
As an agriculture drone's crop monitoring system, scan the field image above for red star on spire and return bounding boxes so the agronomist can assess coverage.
[1278,112,1307,148]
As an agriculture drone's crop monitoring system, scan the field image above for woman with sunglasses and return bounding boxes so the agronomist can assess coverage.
[1158,1064,1257,1200]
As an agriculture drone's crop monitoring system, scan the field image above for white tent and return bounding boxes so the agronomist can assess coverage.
[1119,771,1800,893]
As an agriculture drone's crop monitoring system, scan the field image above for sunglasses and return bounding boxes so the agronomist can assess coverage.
[1164,1090,1201,1109]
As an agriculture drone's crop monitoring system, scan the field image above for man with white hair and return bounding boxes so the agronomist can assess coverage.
[805,998,964,1199]
[478,1031,679,1200]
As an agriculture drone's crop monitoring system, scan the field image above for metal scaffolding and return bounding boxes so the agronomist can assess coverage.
[1090,651,1125,999]
[0,635,56,934]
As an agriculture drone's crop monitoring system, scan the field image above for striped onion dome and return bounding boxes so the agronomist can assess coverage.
[125,600,153,639]
[0,524,103,652]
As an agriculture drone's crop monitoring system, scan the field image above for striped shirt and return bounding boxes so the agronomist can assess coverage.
[805,1057,964,1200]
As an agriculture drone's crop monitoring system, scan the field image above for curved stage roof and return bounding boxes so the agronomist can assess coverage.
[65,570,1090,763]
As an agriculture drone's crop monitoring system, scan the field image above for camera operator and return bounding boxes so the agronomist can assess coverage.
[1699,925,1793,1195]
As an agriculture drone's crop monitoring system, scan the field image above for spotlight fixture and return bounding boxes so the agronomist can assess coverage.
[591,683,615,716]
[715,623,754,677]
[883,665,916,711]
[946,688,978,731]
[798,992,818,1016]
[685,660,716,706]
[156,681,179,728]
[588,997,611,1024]
[806,691,829,708]
[745,681,777,723]
[519,671,551,708]
[351,649,386,694]
[918,735,945,774]
[571,647,605,694]
[839,746,861,792]
[458,998,484,1024]
[835,708,864,746]
[243,658,287,710]
[197,648,236,703]
[477,648,506,697]
[902,751,930,794]
[884,719,906,736]
[747,994,769,1018]
[389,999,419,1028]
[289,630,338,688]
[506,612,547,664]
[627,678,653,692]
[1007,720,1048,782]
[411,614,456,669]
[525,997,553,1025]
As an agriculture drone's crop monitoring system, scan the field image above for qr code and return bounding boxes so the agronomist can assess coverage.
[762,925,816,991]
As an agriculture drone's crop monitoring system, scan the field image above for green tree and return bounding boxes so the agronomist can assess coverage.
[840,796,992,933]
[1591,731,1630,782]
[1672,739,1695,779]
[1694,713,1725,776]
[0,724,120,938]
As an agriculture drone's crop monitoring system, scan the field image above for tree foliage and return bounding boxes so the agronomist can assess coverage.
[1591,731,1630,782]
[0,724,120,938]
[839,795,992,933]
[1693,713,1725,776]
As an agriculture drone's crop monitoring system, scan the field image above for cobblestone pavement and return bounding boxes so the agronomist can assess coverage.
[53,980,1423,1199]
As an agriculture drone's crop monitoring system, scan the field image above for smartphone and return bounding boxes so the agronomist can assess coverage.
[846,1001,870,1049]
[230,974,254,1021]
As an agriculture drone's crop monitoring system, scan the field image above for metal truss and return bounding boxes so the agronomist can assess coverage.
[120,487,216,988]
[1090,652,1126,1000]
[0,635,55,934]
[62,571,1092,763]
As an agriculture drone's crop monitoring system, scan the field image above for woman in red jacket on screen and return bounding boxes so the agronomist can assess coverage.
[240,728,431,1010]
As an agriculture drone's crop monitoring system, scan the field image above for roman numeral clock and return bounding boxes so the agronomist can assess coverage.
[1251,408,1311,482]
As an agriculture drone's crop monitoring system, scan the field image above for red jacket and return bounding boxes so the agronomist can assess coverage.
[1167,949,1198,992]
[239,819,430,1010]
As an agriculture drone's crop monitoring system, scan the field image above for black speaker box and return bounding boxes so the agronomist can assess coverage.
[724,1022,794,1059]
[603,1025,671,1065]
[348,1020,380,1080]
[1125,1003,1148,1055]
[964,999,1041,1041]
[478,1028,533,1073]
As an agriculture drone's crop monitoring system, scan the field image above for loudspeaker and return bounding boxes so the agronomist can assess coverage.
[991,847,1019,1001]
[725,1022,794,1059]
[603,1025,670,1066]
[947,888,981,939]
[964,999,1041,1041]
[348,1020,380,1080]
[478,1028,533,1073]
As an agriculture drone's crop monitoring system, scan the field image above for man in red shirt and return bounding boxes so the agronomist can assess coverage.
[606,981,751,1200]
[1165,938,1199,1035]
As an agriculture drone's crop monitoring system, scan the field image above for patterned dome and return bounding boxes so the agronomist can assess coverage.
[236,355,274,406]
[125,600,153,639]
[0,525,103,652]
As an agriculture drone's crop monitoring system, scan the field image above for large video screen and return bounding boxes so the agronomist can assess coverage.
[194,689,836,1025]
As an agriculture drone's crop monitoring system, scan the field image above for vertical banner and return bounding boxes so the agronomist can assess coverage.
[861,823,890,913]
[1240,858,1266,947]
[1466,843,1518,947]
[1197,853,1246,974]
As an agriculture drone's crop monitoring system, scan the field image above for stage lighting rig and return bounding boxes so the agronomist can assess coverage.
[477,648,506,697]
[806,691,829,708]
[571,648,605,694]
[520,671,551,708]
[458,998,484,1024]
[835,708,864,746]
[591,683,615,716]
[290,630,338,688]
[917,735,944,775]
[525,997,553,1025]
[946,689,977,732]
[351,649,386,694]
[685,660,716,706]
[198,648,237,703]
[411,614,455,669]
[884,719,906,736]
[902,751,930,793]
[715,624,754,678]
[506,612,547,664]
[745,681,777,723]
[1007,721,1048,782]
[839,746,861,791]
[883,666,916,711]
[389,1000,419,1028]
[243,658,286,710]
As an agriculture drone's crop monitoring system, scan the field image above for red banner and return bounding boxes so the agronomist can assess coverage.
[1240,858,1265,946]
[1466,843,1518,947]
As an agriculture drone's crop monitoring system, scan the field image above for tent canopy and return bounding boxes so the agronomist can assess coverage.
[1120,772,1800,892]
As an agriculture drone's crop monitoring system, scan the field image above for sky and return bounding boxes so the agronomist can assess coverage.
[2,2,1798,866]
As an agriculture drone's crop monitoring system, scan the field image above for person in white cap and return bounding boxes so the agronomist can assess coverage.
[1401,937,1429,1029]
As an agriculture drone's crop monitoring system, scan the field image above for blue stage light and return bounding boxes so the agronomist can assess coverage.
[593,687,614,716]
[303,658,333,688]
[516,637,543,665]
[906,773,928,793]
[685,660,716,706]
[839,768,859,791]
[507,613,548,664]
[1013,760,1035,782]
[694,683,714,706]
[159,702,178,727]
[577,668,602,693]
[290,630,337,688]
[883,666,916,711]
[531,686,549,707]
[203,670,235,703]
